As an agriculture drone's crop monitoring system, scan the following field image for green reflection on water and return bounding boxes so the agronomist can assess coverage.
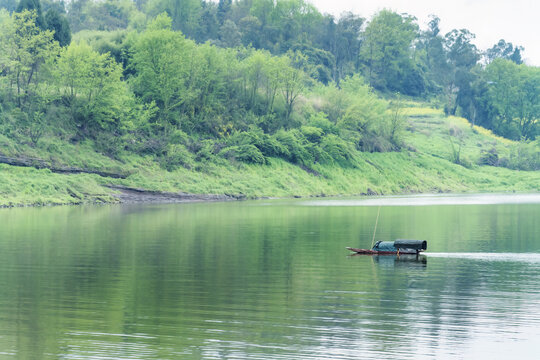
[0,198,539,359]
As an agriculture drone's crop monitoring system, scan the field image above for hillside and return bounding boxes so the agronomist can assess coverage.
[0,4,538,207]
[1,104,538,207]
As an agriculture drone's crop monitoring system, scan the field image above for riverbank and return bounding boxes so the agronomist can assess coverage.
[1,108,538,208]
[1,153,538,208]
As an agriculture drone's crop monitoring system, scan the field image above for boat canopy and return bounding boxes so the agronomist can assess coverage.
[394,239,427,251]
[372,240,427,251]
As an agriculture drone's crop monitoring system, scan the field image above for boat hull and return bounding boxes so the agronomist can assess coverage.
[346,247,421,255]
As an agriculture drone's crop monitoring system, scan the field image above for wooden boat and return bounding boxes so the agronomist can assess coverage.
[347,240,427,255]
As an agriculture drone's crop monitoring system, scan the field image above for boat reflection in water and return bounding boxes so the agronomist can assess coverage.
[348,252,427,268]
[373,253,427,268]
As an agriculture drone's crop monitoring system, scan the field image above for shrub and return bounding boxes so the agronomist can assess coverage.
[500,141,540,171]
[274,129,313,165]
[306,112,339,135]
[478,148,499,166]
[160,144,193,171]
[219,144,266,164]
[300,126,323,143]
[320,134,356,166]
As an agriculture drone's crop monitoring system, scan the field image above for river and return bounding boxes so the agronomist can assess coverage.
[1,193,539,359]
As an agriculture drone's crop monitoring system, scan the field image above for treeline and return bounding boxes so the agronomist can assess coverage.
[0,0,538,174]
[55,0,538,140]
[0,7,404,172]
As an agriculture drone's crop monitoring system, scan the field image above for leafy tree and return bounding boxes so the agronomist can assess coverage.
[0,10,58,107]
[16,0,45,28]
[485,39,524,64]
[359,10,424,95]
[479,59,539,139]
[196,0,219,42]
[290,42,334,84]
[131,14,193,125]
[218,19,241,48]
[417,15,450,94]
[324,12,363,83]
[237,15,262,47]
[279,52,307,123]
[216,0,231,26]
[0,0,18,12]
[336,75,387,145]
[145,0,201,37]
[443,29,479,115]
[181,43,240,135]
[54,40,133,134]
[44,8,70,46]
[67,0,145,32]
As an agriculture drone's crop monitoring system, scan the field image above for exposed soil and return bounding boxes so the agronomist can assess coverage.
[106,185,245,204]
[0,155,130,178]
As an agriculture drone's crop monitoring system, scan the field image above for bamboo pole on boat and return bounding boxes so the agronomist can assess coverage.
[370,206,381,249]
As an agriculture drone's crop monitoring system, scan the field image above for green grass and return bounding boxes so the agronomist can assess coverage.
[1,106,538,206]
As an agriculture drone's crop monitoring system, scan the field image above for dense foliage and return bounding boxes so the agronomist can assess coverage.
[0,0,538,176]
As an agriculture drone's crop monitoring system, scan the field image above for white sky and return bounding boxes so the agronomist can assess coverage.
[308,0,540,66]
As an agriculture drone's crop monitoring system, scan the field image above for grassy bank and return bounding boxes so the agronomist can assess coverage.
[1,105,538,207]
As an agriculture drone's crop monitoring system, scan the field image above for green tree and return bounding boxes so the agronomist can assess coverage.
[359,10,423,95]
[130,13,193,125]
[16,0,45,28]
[485,39,524,65]
[218,19,241,48]
[443,29,479,115]
[54,40,133,134]
[0,0,18,12]
[480,59,539,139]
[324,12,363,83]
[335,75,390,150]
[279,52,307,123]
[44,8,70,46]
[417,15,451,94]
[145,0,201,37]
[0,10,58,107]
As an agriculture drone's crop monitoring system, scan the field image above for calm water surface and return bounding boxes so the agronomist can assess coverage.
[0,194,539,359]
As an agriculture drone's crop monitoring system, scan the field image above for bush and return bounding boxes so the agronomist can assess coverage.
[478,148,499,166]
[359,135,395,153]
[219,144,266,164]
[300,126,323,143]
[306,112,339,135]
[228,130,288,158]
[160,144,193,171]
[320,134,356,166]
[94,132,124,159]
[195,140,217,161]
[274,129,313,165]
[500,141,540,171]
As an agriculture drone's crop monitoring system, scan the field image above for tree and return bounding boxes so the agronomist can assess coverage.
[328,12,363,83]
[417,15,451,94]
[196,0,219,42]
[479,59,539,139]
[218,19,241,48]
[443,29,479,115]
[216,0,231,26]
[54,40,133,134]
[279,52,307,123]
[485,39,524,65]
[0,10,58,107]
[145,0,201,37]
[44,8,70,46]
[16,0,45,28]
[359,10,423,95]
[335,75,391,151]
[131,14,193,125]
[0,0,18,12]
